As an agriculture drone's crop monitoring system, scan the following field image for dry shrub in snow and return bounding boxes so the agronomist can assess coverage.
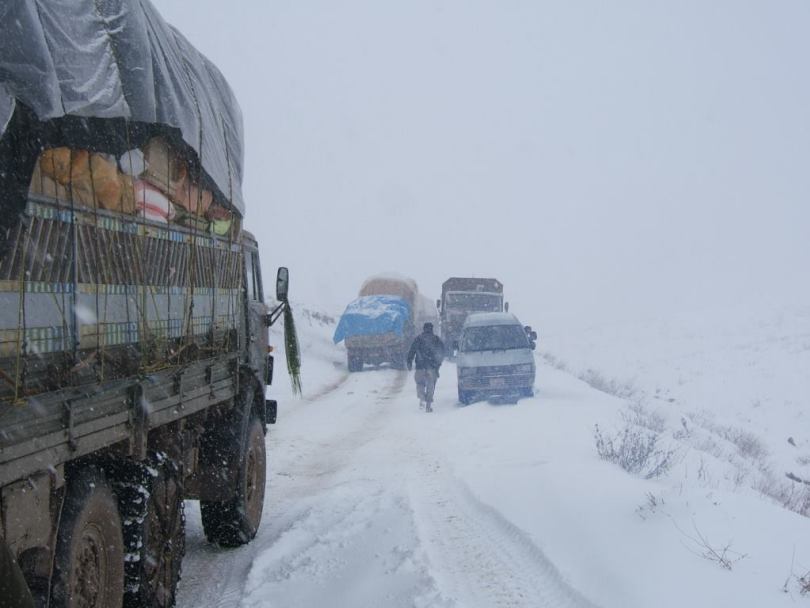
[622,401,666,433]
[538,357,638,401]
[539,352,568,372]
[635,492,664,520]
[302,308,336,326]
[756,476,810,518]
[579,369,637,400]
[688,412,768,463]
[799,571,810,595]
[727,428,769,462]
[677,521,747,571]
[594,423,678,479]
[781,552,810,595]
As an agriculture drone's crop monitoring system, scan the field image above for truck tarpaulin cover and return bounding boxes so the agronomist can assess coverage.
[0,0,245,214]
[333,296,412,344]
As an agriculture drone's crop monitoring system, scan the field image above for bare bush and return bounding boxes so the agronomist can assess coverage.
[594,424,678,479]
[688,413,768,463]
[799,571,810,595]
[539,352,568,372]
[302,308,336,326]
[579,369,636,399]
[622,401,666,433]
[755,475,810,518]
[788,487,810,517]
[730,466,748,489]
[636,491,664,520]
[727,428,769,461]
[676,520,747,571]
[781,551,810,595]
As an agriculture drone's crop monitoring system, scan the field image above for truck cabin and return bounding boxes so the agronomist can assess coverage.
[444,291,503,314]
[439,278,506,316]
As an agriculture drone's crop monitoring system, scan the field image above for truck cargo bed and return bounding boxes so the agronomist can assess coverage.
[0,354,237,487]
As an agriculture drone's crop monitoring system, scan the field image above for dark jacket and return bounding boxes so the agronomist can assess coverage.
[407,332,445,370]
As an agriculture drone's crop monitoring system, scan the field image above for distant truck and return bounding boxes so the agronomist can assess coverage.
[334,276,437,372]
[0,5,296,608]
[437,278,506,354]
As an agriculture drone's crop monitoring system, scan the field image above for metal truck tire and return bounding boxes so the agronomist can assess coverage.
[347,350,363,372]
[117,457,185,608]
[458,389,474,406]
[200,414,266,547]
[51,468,125,608]
[0,537,35,608]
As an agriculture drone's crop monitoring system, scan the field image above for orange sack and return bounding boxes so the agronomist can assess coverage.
[29,158,69,200]
[40,147,127,211]
[39,147,73,185]
[173,175,213,216]
[142,137,186,199]
[142,136,212,216]
[72,153,122,210]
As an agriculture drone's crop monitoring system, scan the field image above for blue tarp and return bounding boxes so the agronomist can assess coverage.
[333,296,411,344]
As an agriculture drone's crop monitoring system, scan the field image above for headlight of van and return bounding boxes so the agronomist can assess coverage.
[515,364,534,374]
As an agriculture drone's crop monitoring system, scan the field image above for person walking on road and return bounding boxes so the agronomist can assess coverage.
[407,322,445,412]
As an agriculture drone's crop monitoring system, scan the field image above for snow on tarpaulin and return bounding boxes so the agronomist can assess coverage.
[333,296,411,344]
[0,0,244,214]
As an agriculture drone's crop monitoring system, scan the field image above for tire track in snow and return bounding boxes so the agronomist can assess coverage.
[239,482,450,608]
[177,369,408,608]
[302,370,350,403]
[403,444,601,608]
[278,369,406,482]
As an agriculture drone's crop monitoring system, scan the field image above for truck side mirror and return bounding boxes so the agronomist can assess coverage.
[504,302,509,312]
[530,331,538,341]
[276,267,289,301]
[530,341,536,351]
[452,340,459,352]
[436,299,441,310]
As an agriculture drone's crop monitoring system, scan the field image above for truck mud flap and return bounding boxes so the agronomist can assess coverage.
[265,399,277,425]
[266,354,274,386]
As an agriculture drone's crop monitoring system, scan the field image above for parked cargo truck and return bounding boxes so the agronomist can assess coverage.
[334,276,437,372]
[438,277,506,355]
[0,4,296,607]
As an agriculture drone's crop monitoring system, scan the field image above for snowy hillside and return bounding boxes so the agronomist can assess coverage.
[540,305,810,518]
[176,304,810,608]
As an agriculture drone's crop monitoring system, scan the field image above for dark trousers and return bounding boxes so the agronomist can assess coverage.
[414,368,438,404]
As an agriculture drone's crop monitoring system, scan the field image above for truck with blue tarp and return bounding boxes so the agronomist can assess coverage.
[334,276,437,372]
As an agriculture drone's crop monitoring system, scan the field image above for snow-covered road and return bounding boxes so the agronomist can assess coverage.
[177,364,601,608]
[175,306,810,608]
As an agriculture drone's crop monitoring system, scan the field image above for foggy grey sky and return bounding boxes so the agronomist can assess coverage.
[153,0,809,325]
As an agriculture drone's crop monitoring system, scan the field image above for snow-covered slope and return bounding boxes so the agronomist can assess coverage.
[541,305,810,517]
[177,304,810,608]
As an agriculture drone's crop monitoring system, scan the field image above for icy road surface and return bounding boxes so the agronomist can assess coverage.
[177,350,810,607]
[177,365,601,608]
[174,308,810,608]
